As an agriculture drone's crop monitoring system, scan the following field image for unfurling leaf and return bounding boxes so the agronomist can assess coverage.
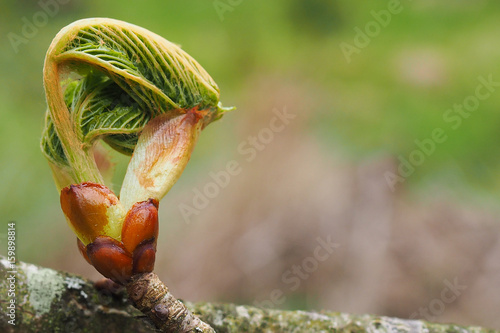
[41,18,232,188]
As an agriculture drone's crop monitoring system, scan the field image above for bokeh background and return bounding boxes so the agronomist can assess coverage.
[1,0,500,329]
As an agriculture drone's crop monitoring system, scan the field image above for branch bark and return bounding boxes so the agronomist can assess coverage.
[0,256,495,333]
[126,272,214,332]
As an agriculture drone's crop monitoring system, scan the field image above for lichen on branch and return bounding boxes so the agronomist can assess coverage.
[0,257,495,333]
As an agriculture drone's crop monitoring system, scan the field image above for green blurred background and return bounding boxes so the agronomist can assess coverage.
[1,0,500,330]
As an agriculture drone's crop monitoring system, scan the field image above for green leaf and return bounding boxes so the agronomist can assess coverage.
[41,113,69,166]
[41,18,232,188]
[59,23,220,114]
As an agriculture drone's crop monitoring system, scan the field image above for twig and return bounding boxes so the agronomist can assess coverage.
[127,273,215,332]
